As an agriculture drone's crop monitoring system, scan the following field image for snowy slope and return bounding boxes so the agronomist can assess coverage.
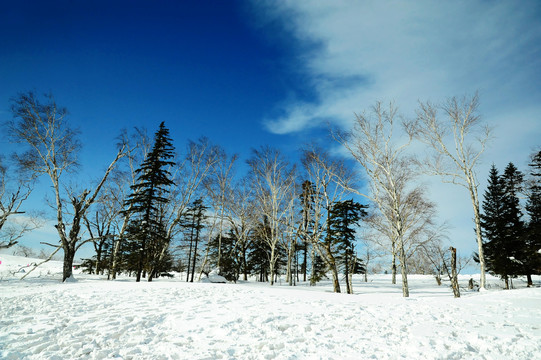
[1,255,540,360]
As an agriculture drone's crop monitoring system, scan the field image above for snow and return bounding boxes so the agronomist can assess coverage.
[1,254,541,359]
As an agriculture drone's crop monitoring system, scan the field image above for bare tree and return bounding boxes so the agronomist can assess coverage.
[8,91,126,282]
[410,93,491,289]
[334,102,423,297]
[0,153,41,250]
[247,146,296,285]
[225,177,256,281]
[147,138,219,276]
[204,148,238,273]
[108,128,151,279]
[301,145,356,292]
[419,236,471,298]
[365,187,439,283]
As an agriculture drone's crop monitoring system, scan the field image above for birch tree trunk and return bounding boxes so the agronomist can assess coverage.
[450,247,460,298]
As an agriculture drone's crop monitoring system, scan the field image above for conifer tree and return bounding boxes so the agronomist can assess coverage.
[182,198,207,282]
[479,165,505,278]
[480,163,525,288]
[123,122,175,282]
[327,199,367,294]
[524,150,541,285]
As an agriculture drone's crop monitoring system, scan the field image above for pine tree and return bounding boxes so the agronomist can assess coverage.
[327,199,367,294]
[524,150,541,285]
[501,162,525,284]
[480,163,524,288]
[182,198,207,282]
[208,229,239,282]
[123,122,175,282]
[480,165,506,282]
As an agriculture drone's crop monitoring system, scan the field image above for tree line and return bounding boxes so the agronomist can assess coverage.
[478,156,541,288]
[1,91,539,297]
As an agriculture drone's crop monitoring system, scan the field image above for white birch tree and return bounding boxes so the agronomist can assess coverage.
[247,146,296,285]
[334,102,420,297]
[8,91,126,282]
[301,145,357,292]
[410,93,491,289]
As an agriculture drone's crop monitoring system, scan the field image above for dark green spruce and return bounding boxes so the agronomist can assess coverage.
[123,122,175,282]
[480,163,525,289]
[327,199,368,294]
[524,151,541,285]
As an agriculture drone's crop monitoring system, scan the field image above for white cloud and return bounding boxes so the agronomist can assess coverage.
[254,0,541,258]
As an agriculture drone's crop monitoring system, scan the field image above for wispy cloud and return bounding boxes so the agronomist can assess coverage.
[254,0,541,258]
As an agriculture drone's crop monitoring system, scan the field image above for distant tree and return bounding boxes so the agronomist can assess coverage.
[335,102,424,297]
[8,91,126,282]
[84,202,115,275]
[480,163,524,289]
[500,163,526,283]
[108,128,151,280]
[523,150,541,285]
[123,122,175,282]
[0,156,40,249]
[310,253,328,283]
[204,148,238,274]
[411,93,491,289]
[248,218,272,282]
[247,146,296,285]
[226,177,256,281]
[207,229,239,282]
[301,145,356,292]
[327,199,368,294]
[298,180,317,282]
[182,198,207,282]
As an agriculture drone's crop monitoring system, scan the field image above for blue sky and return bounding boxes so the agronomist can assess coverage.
[1,1,540,268]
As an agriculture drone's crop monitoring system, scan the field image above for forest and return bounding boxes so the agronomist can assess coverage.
[1,91,540,298]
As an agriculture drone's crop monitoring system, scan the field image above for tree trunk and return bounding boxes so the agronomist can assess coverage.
[527,274,533,287]
[398,236,409,297]
[450,247,460,298]
[190,226,200,283]
[391,251,397,285]
[310,244,316,286]
[186,227,194,282]
[110,236,122,280]
[331,265,341,293]
[62,246,76,282]
[242,247,248,281]
[95,243,103,275]
[344,251,351,294]
[469,181,487,290]
[303,242,308,282]
[288,241,295,286]
[136,238,146,282]
[269,245,276,285]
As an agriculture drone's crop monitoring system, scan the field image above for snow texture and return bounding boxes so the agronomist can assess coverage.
[1,254,540,359]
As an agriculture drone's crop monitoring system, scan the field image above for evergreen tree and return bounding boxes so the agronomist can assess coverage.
[524,150,541,285]
[327,199,367,294]
[123,122,175,282]
[479,165,505,273]
[501,163,525,278]
[208,229,239,282]
[480,163,524,288]
[182,198,207,282]
[310,253,328,283]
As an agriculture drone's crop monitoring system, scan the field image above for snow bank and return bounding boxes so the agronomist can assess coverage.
[1,256,540,359]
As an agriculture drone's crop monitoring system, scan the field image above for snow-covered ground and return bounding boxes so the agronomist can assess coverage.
[1,254,540,360]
